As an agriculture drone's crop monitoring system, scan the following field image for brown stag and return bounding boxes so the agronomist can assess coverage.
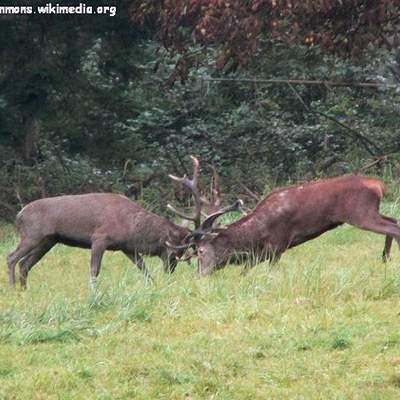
[6,193,191,289]
[173,174,400,276]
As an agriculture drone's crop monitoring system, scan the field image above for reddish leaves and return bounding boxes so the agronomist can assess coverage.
[132,0,400,80]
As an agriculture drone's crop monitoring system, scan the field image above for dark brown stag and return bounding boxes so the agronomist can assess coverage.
[7,193,191,289]
[177,175,400,276]
[7,156,238,289]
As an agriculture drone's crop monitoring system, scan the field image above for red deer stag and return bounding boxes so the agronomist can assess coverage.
[174,175,399,276]
[7,157,238,289]
[6,193,192,289]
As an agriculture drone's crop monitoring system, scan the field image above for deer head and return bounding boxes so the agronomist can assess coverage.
[166,156,244,270]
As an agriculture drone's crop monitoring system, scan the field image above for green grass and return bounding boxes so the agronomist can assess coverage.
[2,205,400,399]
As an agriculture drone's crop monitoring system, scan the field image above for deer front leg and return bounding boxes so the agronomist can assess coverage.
[90,239,108,289]
[240,262,254,276]
[161,250,178,274]
[239,253,257,275]
[123,251,153,282]
[269,250,282,266]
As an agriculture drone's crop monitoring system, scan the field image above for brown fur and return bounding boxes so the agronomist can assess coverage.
[7,193,189,288]
[196,175,399,276]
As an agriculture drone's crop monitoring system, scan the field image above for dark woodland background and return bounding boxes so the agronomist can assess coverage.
[1,1,400,220]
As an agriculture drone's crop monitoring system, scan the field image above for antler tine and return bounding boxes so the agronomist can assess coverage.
[209,166,222,213]
[166,203,197,222]
[190,155,200,183]
[168,173,190,187]
[181,199,244,244]
[168,155,202,229]
[200,199,244,232]
[190,155,201,229]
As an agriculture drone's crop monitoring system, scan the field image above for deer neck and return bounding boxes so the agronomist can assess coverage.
[223,212,265,249]
[167,220,191,243]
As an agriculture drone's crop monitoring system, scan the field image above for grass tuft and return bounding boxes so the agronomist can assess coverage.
[331,328,352,350]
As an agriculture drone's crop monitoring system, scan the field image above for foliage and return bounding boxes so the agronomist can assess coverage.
[133,0,400,80]
[0,3,400,219]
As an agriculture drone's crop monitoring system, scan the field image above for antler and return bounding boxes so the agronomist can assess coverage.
[167,155,202,229]
[167,156,245,249]
[200,165,223,217]
[208,166,223,214]
[166,199,244,257]
[200,199,244,232]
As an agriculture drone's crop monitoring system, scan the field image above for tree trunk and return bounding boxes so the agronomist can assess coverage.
[23,116,41,164]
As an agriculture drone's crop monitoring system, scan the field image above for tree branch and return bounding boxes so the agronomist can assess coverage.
[203,77,398,89]
[286,83,383,157]
[357,155,392,174]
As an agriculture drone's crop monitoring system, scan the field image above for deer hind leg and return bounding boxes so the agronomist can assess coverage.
[19,239,55,289]
[380,216,398,262]
[123,251,153,282]
[349,214,400,260]
[7,237,43,288]
[383,236,393,263]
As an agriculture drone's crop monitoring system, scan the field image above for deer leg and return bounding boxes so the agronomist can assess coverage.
[162,251,178,274]
[268,247,283,265]
[381,216,398,262]
[19,240,55,289]
[136,255,153,282]
[350,215,400,258]
[90,239,108,289]
[240,260,257,276]
[239,249,268,275]
[7,237,43,287]
[383,236,394,263]
[165,258,178,273]
[123,251,153,282]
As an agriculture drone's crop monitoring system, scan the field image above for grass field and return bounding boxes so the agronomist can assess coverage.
[1,203,400,399]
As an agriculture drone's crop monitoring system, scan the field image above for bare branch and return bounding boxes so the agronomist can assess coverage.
[287,83,383,157]
[240,183,260,202]
[357,155,390,174]
[203,77,398,89]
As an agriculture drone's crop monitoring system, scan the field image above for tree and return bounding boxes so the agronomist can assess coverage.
[0,2,399,221]
[133,0,400,81]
